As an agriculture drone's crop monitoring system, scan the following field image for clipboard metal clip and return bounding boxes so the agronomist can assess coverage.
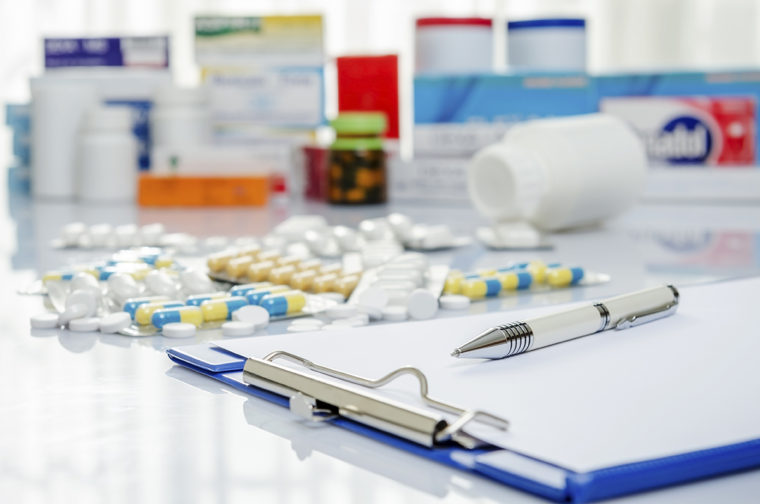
[615,285,680,330]
[242,351,510,450]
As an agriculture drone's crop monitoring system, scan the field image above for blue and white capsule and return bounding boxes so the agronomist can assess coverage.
[259,290,306,316]
[546,267,584,287]
[151,306,204,329]
[186,291,229,306]
[229,282,273,298]
[123,296,170,319]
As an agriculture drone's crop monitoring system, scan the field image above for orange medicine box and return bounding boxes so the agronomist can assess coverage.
[138,174,269,207]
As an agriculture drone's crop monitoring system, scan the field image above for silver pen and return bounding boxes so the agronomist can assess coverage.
[451,285,680,359]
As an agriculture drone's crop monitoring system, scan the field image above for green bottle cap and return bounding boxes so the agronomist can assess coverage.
[330,112,387,135]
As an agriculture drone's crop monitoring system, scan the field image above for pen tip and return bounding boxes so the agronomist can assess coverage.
[451,349,461,358]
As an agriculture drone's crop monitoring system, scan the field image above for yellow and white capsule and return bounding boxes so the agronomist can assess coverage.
[247,260,276,282]
[268,265,296,284]
[226,256,256,278]
[154,255,174,269]
[207,250,236,273]
[296,258,322,272]
[200,296,249,321]
[290,270,317,290]
[135,300,185,325]
[334,274,360,297]
[259,290,306,316]
[312,273,339,293]
[151,306,204,329]
[276,255,301,267]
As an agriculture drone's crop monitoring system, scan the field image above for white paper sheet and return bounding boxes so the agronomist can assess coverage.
[215,277,760,473]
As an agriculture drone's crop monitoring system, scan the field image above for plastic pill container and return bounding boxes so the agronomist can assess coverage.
[507,18,586,72]
[415,17,493,74]
[151,85,212,148]
[328,113,387,205]
[468,114,647,231]
[77,106,138,202]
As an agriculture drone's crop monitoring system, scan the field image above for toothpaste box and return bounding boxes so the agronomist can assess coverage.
[600,96,756,166]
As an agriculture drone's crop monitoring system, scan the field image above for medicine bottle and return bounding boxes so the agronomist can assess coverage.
[77,106,138,202]
[328,112,387,205]
[468,114,647,231]
[151,85,211,148]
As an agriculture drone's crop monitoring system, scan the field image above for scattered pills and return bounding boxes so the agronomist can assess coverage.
[99,312,131,333]
[406,289,438,320]
[232,305,270,329]
[381,305,408,322]
[222,321,257,337]
[325,304,358,320]
[162,322,196,338]
[439,295,471,310]
[30,313,61,329]
[69,317,101,332]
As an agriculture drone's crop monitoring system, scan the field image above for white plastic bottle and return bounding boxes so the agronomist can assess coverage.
[467,114,647,231]
[151,85,212,148]
[77,106,138,202]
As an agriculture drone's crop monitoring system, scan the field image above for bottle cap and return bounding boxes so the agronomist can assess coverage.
[331,112,387,135]
[467,142,547,222]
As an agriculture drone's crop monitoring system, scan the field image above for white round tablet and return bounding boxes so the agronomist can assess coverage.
[357,286,389,309]
[407,289,439,320]
[317,292,346,303]
[162,322,196,338]
[325,304,358,320]
[439,295,471,310]
[222,321,256,337]
[58,303,89,325]
[357,304,383,321]
[288,324,321,332]
[382,305,408,322]
[69,317,101,332]
[291,317,325,327]
[232,305,270,329]
[99,312,132,333]
[30,313,61,329]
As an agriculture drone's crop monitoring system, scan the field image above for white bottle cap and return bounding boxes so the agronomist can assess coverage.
[467,142,547,222]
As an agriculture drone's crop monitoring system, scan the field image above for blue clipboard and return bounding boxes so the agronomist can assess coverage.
[167,342,760,503]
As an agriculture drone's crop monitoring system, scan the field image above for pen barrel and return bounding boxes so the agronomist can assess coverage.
[602,285,678,329]
[527,304,603,349]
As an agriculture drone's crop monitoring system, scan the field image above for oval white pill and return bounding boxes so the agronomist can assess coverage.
[162,322,196,338]
[407,289,438,320]
[357,286,389,310]
[357,304,383,321]
[99,312,132,333]
[107,273,140,300]
[317,292,346,303]
[58,303,89,325]
[288,324,321,332]
[291,317,325,327]
[71,272,100,293]
[381,305,408,322]
[69,317,101,332]
[222,321,257,337]
[232,305,270,329]
[325,304,358,320]
[439,295,471,310]
[30,313,61,329]
[65,289,99,318]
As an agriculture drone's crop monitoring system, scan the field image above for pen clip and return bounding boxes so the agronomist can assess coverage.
[615,286,680,330]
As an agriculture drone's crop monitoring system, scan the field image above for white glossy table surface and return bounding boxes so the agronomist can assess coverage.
[3,192,760,503]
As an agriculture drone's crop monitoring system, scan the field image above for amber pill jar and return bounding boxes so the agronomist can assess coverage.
[328,112,387,204]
